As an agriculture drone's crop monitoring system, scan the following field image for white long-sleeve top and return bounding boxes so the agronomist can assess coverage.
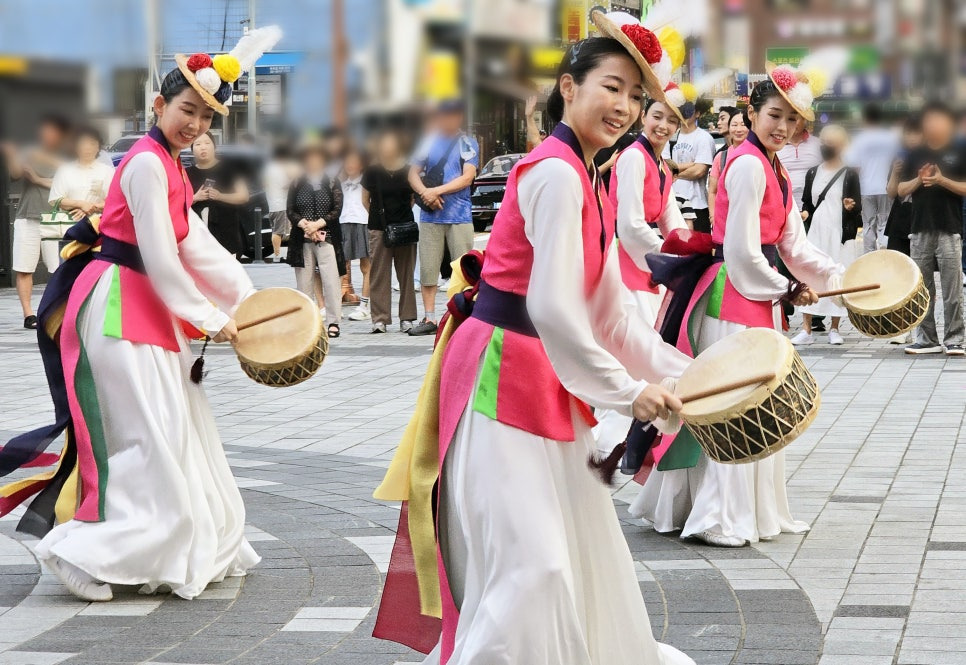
[121,152,255,336]
[519,158,691,418]
[614,148,687,273]
[722,154,843,303]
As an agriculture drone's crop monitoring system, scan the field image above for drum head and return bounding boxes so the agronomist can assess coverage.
[234,288,322,366]
[678,328,789,419]
[843,250,919,315]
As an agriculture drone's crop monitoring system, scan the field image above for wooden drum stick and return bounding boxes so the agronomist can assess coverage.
[678,372,777,404]
[815,283,880,298]
[237,305,302,332]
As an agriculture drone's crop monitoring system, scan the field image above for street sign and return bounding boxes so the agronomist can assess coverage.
[765,47,809,67]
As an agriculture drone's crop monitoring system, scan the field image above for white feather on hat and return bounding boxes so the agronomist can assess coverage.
[642,0,708,38]
[694,67,734,97]
[230,25,283,74]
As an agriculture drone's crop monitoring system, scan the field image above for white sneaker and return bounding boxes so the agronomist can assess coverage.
[889,333,910,345]
[400,320,415,333]
[693,530,748,548]
[47,556,113,601]
[791,331,814,346]
[438,278,450,290]
[348,306,370,321]
[828,330,844,345]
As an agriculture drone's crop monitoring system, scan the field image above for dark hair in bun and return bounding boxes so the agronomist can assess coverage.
[547,37,637,125]
[749,79,785,113]
[160,68,192,103]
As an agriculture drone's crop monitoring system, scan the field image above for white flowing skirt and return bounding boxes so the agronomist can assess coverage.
[632,316,809,543]
[35,270,260,599]
[423,377,693,665]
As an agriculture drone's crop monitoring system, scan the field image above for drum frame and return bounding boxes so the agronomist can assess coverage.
[845,274,930,339]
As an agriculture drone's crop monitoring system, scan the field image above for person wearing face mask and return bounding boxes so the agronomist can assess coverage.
[0,30,281,602]
[708,108,750,226]
[636,59,848,548]
[791,125,862,346]
[372,12,694,663]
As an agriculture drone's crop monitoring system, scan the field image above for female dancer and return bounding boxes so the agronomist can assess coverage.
[636,63,846,547]
[376,12,695,664]
[25,31,280,600]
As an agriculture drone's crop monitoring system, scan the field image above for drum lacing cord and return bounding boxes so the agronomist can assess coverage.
[190,336,210,384]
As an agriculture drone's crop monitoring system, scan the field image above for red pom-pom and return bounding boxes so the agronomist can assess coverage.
[186,53,213,72]
[620,24,663,65]
[665,81,679,91]
[771,66,797,91]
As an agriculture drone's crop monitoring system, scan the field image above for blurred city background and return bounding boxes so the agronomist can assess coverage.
[0,0,964,286]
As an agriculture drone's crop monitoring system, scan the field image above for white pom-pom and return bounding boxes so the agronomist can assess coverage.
[653,51,673,89]
[665,88,686,108]
[195,68,222,94]
[605,11,640,28]
[785,82,814,114]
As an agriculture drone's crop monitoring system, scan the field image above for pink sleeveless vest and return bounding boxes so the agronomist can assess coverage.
[438,124,614,447]
[712,134,794,327]
[95,126,200,349]
[609,137,672,292]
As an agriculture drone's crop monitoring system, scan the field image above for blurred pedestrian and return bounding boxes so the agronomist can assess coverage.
[362,130,418,333]
[777,116,822,211]
[900,101,966,356]
[322,127,360,305]
[2,114,70,328]
[708,108,749,225]
[845,103,901,253]
[287,138,345,338]
[524,95,544,151]
[662,102,716,232]
[792,125,862,346]
[48,125,114,223]
[187,132,249,258]
[264,142,297,262]
[408,99,479,336]
[342,150,373,321]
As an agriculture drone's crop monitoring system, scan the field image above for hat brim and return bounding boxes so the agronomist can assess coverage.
[589,9,685,125]
[765,62,815,122]
[175,54,230,117]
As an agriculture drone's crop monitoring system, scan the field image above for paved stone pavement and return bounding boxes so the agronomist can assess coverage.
[0,260,964,665]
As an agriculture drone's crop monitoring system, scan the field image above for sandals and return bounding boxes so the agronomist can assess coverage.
[327,323,341,338]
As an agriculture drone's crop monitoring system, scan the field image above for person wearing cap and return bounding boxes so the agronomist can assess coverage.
[0,29,282,602]
[662,97,717,233]
[372,10,694,664]
[638,53,849,548]
[407,99,480,337]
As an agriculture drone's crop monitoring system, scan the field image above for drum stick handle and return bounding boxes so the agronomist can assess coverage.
[678,372,777,404]
[815,283,880,298]
[237,305,303,332]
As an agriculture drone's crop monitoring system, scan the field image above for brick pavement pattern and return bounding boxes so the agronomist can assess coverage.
[0,262,963,665]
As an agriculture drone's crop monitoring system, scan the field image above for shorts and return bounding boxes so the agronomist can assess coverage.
[342,223,370,260]
[270,211,290,237]
[13,218,61,274]
[418,222,474,286]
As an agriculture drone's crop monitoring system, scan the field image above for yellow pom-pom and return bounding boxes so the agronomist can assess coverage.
[679,82,698,103]
[804,68,827,98]
[212,54,241,83]
[658,27,685,72]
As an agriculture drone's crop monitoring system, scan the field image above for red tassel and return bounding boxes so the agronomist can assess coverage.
[588,441,628,486]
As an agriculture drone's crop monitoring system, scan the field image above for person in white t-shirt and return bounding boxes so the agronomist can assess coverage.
[48,126,115,221]
[845,103,901,253]
[264,143,297,262]
[663,105,716,232]
[341,150,374,321]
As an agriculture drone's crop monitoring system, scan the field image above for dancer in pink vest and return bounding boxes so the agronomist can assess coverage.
[29,31,281,601]
[636,70,847,547]
[396,13,697,664]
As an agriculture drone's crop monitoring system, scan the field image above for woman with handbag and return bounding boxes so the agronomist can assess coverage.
[286,138,346,338]
[791,124,862,346]
[362,130,419,334]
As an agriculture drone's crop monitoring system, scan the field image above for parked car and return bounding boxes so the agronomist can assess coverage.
[105,134,147,166]
[470,153,524,232]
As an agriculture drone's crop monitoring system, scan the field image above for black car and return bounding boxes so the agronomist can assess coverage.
[471,153,524,232]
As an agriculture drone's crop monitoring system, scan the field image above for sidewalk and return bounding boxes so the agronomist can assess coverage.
[0,263,963,665]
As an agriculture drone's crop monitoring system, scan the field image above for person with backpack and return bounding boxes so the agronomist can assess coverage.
[791,125,862,346]
[407,100,480,336]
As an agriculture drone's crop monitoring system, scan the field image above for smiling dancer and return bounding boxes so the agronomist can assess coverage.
[634,51,850,547]
[372,9,696,665]
[0,29,281,601]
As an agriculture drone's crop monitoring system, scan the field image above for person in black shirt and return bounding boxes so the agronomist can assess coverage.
[362,130,418,333]
[899,102,966,355]
[187,132,249,258]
